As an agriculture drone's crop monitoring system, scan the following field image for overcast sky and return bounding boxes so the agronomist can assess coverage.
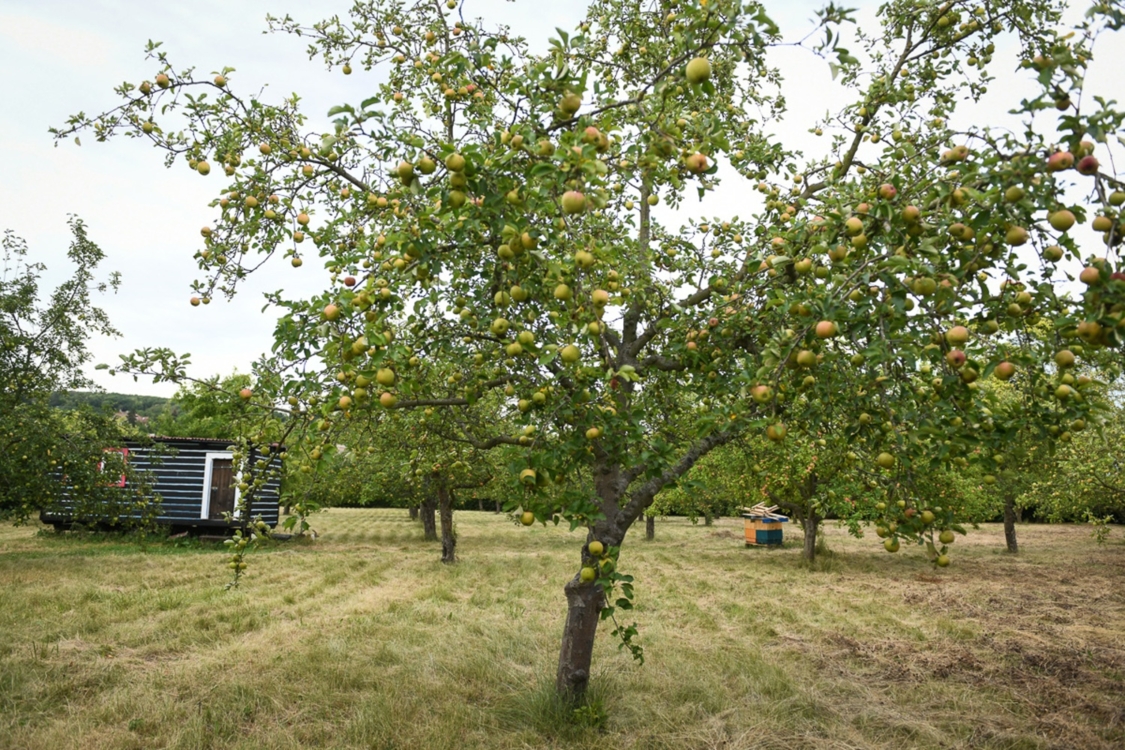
[2,0,1118,398]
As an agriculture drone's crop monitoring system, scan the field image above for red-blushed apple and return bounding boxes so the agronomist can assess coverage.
[190,296,201,307]
[946,349,967,368]
[1079,266,1101,285]
[685,152,709,173]
[1046,150,1074,171]
[994,361,1016,380]
[1076,155,1099,175]
[343,276,356,287]
[815,320,838,339]
[324,303,340,321]
[878,183,897,200]
[902,205,920,222]
[379,392,397,408]
[239,387,253,400]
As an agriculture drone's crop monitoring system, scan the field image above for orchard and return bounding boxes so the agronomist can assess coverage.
[55,0,1125,701]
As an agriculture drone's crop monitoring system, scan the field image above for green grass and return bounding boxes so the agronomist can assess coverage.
[1,510,1122,749]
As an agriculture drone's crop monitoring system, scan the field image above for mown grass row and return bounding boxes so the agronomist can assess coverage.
[1,510,1122,749]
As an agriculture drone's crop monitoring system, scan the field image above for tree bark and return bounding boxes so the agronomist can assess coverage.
[439,486,456,564]
[704,510,714,526]
[420,498,437,541]
[645,514,655,540]
[802,507,820,562]
[494,500,501,513]
[555,576,604,699]
[1003,495,1019,554]
[408,505,418,521]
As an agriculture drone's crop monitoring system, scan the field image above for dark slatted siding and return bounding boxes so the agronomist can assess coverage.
[126,440,282,527]
[128,442,212,521]
[43,439,281,529]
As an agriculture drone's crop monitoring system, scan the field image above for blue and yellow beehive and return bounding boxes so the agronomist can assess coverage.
[742,505,788,547]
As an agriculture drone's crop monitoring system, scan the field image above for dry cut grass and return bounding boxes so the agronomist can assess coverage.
[0,509,1122,749]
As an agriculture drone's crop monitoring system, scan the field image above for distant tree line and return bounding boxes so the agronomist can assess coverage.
[48,391,170,426]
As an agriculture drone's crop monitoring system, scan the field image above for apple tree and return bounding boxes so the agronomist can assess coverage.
[57,0,1125,698]
[0,219,160,526]
[152,372,256,438]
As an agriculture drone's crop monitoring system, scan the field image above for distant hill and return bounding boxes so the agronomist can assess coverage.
[49,391,170,426]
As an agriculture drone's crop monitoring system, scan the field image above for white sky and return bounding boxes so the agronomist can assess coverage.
[2,0,1118,397]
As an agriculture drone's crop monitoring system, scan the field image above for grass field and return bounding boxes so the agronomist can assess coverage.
[1,509,1122,750]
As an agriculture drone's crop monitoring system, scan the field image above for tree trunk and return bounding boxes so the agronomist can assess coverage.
[408,505,418,521]
[645,514,655,540]
[494,500,501,513]
[555,576,604,699]
[802,507,820,563]
[420,498,437,541]
[704,511,713,526]
[1003,495,1018,554]
[477,498,483,511]
[439,486,456,564]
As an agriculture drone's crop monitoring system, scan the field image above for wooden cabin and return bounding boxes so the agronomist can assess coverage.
[41,436,282,532]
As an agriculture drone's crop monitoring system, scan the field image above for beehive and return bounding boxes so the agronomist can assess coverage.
[743,514,786,546]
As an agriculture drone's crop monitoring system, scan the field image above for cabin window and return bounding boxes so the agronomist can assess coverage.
[97,447,129,488]
[201,452,241,520]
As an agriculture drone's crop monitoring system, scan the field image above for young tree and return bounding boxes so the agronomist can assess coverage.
[58,0,1124,698]
[153,373,255,438]
[0,219,155,525]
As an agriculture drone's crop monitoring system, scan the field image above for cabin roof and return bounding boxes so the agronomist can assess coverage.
[124,436,284,450]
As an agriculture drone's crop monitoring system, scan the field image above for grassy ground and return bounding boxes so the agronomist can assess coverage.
[0,510,1122,750]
